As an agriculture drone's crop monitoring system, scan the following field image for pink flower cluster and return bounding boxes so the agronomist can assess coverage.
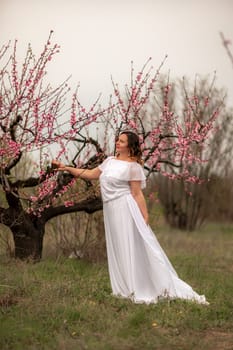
[0,135,21,168]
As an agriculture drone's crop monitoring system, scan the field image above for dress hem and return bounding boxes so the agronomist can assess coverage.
[111,292,209,305]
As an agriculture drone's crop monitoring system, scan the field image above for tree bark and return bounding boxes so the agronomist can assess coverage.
[5,210,46,260]
[12,224,44,261]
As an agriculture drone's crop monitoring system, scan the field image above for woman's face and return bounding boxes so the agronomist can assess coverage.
[115,133,129,154]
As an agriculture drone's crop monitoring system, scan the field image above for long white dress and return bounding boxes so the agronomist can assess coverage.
[99,156,208,305]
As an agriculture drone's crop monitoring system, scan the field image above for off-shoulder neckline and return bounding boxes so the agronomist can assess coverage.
[111,156,137,164]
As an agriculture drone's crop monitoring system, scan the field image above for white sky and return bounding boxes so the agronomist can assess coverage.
[1,0,233,109]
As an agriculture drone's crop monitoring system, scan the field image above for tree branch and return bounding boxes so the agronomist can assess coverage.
[42,195,103,222]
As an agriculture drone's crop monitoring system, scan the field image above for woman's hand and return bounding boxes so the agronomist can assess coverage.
[51,160,66,171]
[51,160,101,180]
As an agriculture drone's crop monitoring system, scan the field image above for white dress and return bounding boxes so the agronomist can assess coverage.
[99,157,208,304]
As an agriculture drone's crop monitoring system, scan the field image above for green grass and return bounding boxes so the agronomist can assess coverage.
[0,223,233,350]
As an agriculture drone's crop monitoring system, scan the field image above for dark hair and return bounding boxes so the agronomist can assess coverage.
[119,131,143,164]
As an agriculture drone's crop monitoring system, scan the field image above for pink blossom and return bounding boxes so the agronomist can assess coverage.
[136,72,142,81]
[64,200,74,207]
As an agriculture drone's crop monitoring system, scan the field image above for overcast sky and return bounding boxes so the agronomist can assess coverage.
[1,0,233,109]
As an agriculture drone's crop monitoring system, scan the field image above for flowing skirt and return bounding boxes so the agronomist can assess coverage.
[103,194,208,304]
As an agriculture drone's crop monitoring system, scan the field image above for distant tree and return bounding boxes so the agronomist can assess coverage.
[155,32,233,230]
[156,77,232,230]
[0,34,220,260]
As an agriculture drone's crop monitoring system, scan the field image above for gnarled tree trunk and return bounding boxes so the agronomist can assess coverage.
[0,195,103,261]
[12,223,44,261]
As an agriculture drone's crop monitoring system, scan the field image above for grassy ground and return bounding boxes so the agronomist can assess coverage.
[0,222,233,350]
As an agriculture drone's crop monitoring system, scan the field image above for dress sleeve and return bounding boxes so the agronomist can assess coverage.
[129,162,146,189]
[98,156,112,172]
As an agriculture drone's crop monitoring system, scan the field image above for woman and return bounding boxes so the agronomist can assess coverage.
[52,131,208,305]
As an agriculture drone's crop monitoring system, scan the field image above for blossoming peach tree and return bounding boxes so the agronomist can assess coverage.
[0,33,220,260]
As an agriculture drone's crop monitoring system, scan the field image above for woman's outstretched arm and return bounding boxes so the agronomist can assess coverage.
[51,160,101,180]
